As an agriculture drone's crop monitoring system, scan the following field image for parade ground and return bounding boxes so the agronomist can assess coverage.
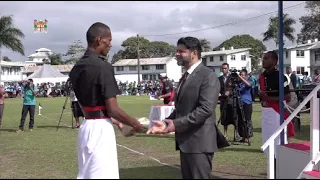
[0,96,310,179]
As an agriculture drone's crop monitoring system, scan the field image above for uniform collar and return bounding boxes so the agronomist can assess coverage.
[83,49,106,60]
[263,68,277,75]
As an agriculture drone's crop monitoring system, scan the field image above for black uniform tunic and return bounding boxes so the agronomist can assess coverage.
[69,50,120,109]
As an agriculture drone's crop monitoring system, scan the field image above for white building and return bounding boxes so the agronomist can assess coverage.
[26,48,53,65]
[112,57,182,83]
[201,47,252,75]
[0,61,25,82]
[267,39,320,77]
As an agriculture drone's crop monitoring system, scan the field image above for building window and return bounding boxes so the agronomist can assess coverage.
[231,55,235,60]
[210,56,214,62]
[285,51,289,58]
[116,66,124,71]
[142,65,150,70]
[220,56,223,61]
[129,66,137,71]
[296,66,305,74]
[156,64,164,70]
[202,58,206,61]
[315,50,320,62]
[296,50,305,57]
[142,74,148,80]
[241,55,246,60]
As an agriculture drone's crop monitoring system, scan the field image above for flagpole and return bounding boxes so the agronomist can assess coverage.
[278,1,285,145]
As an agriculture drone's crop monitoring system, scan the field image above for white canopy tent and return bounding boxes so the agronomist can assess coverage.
[25,64,68,84]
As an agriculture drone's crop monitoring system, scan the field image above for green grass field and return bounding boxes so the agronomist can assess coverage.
[0,96,311,179]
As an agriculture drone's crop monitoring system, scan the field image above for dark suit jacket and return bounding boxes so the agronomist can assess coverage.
[218,76,226,95]
[167,63,220,153]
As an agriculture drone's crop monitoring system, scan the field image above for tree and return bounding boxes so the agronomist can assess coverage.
[262,13,296,47]
[46,53,64,65]
[0,15,25,56]
[297,1,320,44]
[63,40,86,64]
[199,39,211,52]
[111,36,176,64]
[213,34,266,71]
[2,56,11,62]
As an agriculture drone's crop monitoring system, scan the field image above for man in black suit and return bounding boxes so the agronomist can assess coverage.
[218,63,235,138]
[147,37,220,179]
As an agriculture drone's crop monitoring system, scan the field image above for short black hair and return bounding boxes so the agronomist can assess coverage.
[222,63,229,67]
[177,37,202,59]
[240,69,248,74]
[266,50,278,62]
[86,22,111,44]
[28,79,33,82]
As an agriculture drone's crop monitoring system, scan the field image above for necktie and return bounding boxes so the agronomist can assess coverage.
[178,72,189,96]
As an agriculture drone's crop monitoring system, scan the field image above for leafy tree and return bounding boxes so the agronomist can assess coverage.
[46,53,64,65]
[297,1,320,44]
[63,40,86,64]
[213,34,266,71]
[199,38,211,52]
[2,56,11,62]
[262,13,296,47]
[0,15,25,56]
[111,36,175,64]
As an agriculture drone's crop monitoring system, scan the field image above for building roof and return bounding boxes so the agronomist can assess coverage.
[27,51,53,58]
[201,48,251,57]
[267,40,320,51]
[27,64,67,79]
[35,48,51,52]
[23,64,74,73]
[0,61,25,67]
[112,57,174,66]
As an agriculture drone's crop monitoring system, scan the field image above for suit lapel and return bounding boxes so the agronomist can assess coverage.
[177,63,203,102]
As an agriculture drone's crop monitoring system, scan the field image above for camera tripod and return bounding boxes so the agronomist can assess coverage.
[219,83,251,146]
[56,92,74,131]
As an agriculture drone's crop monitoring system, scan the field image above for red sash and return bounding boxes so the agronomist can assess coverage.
[259,74,295,137]
[168,90,174,102]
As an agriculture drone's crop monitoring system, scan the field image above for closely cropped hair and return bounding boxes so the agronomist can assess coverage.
[86,22,110,44]
[266,50,278,61]
[222,63,229,67]
[240,69,248,74]
[177,37,202,59]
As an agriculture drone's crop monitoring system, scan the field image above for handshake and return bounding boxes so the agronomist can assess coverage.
[112,118,147,137]
[113,118,176,136]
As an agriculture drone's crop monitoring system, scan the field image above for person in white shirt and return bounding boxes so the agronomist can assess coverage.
[70,90,83,128]
[302,71,312,84]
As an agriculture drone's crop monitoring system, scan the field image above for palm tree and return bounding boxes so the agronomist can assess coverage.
[199,38,211,52]
[262,13,296,47]
[0,15,25,81]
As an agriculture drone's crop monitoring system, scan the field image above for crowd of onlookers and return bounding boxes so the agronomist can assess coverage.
[3,81,67,98]
[117,79,176,96]
[1,69,318,99]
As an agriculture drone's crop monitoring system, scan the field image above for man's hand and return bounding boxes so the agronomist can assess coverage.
[133,123,147,133]
[259,90,267,99]
[146,119,175,135]
[157,95,162,100]
[147,120,167,134]
[225,91,230,96]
